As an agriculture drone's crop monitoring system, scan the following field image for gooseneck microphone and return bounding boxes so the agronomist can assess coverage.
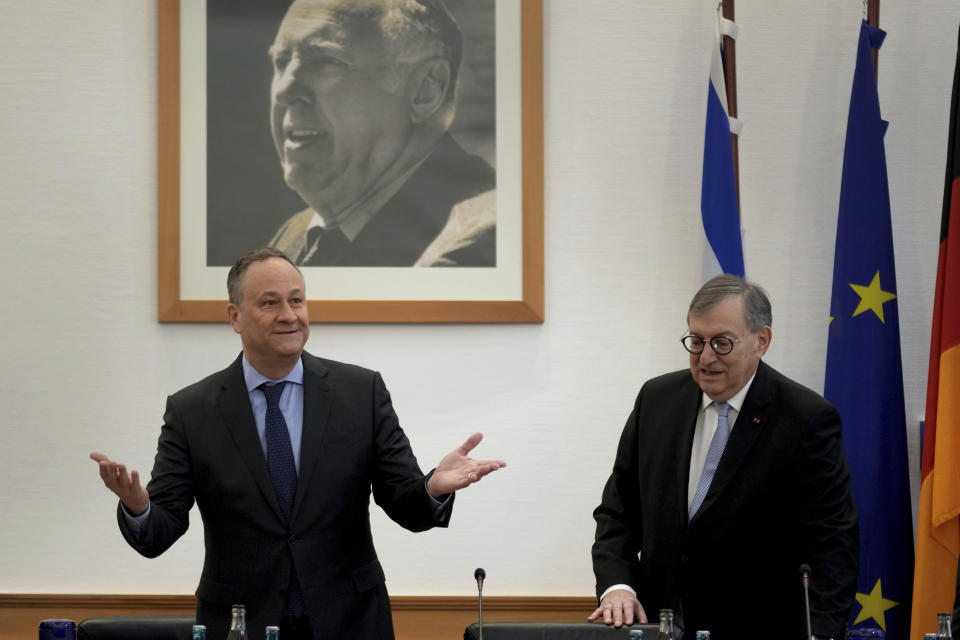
[799,563,813,640]
[474,568,486,640]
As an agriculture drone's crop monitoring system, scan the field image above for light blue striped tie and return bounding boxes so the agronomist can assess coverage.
[689,401,730,520]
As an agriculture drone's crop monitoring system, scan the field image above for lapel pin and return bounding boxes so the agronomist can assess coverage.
[753,417,760,423]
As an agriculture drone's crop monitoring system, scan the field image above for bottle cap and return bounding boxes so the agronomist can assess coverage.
[38,620,76,640]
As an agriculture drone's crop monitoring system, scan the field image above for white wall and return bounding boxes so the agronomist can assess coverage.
[0,1,952,597]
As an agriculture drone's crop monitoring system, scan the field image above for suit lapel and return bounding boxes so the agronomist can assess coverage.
[291,353,334,522]
[349,135,495,266]
[216,355,288,523]
[671,376,704,526]
[691,361,773,521]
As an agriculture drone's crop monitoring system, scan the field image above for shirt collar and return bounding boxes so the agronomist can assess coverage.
[699,368,758,414]
[241,354,304,392]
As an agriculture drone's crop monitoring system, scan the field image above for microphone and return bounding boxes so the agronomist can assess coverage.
[474,568,486,640]
[799,563,813,640]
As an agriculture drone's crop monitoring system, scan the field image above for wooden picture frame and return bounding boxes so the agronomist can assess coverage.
[157,0,543,323]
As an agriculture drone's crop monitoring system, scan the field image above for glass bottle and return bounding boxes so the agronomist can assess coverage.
[192,625,207,640]
[226,604,248,640]
[695,632,711,640]
[658,609,677,640]
[937,612,951,639]
[627,630,644,639]
[265,626,280,640]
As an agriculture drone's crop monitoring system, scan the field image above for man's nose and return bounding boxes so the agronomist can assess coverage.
[699,345,718,364]
[277,301,297,322]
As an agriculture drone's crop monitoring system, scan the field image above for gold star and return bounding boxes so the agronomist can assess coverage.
[849,271,896,323]
[853,578,898,630]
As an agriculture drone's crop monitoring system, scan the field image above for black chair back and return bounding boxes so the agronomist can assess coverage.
[77,615,195,640]
[464,622,659,639]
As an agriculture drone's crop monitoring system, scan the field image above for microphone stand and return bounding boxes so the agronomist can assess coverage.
[474,568,486,640]
[799,564,813,640]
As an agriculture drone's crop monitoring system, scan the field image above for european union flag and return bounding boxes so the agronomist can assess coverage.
[824,21,914,640]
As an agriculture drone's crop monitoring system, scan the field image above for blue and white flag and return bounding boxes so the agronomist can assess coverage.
[701,16,744,279]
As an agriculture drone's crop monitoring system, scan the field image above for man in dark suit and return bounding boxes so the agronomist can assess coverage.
[267,0,496,268]
[589,275,858,640]
[91,247,505,640]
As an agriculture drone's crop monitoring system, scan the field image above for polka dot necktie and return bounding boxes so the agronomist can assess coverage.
[261,382,297,520]
[259,382,305,615]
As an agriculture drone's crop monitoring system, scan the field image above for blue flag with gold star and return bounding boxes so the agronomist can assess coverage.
[824,20,914,640]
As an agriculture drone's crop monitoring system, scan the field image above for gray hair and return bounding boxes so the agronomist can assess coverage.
[687,274,772,333]
[227,247,302,307]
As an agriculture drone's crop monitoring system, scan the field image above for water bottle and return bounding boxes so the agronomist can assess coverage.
[265,625,280,640]
[658,609,677,640]
[937,612,952,639]
[226,604,248,640]
[192,625,207,640]
[38,619,76,640]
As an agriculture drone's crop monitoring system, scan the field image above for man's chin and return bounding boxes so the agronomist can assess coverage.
[283,163,335,196]
[694,374,726,394]
[271,335,306,354]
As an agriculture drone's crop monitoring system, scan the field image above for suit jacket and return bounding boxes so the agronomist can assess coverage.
[270,134,496,267]
[592,361,858,640]
[118,352,451,640]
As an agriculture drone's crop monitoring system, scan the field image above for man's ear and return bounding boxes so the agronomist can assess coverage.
[756,326,772,356]
[408,58,452,123]
[227,303,242,334]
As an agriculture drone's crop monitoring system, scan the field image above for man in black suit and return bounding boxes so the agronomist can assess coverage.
[91,247,505,640]
[267,0,496,267]
[589,275,858,640]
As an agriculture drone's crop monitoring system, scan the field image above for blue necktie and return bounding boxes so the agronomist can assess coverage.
[689,401,731,520]
[260,382,305,615]
[261,382,297,520]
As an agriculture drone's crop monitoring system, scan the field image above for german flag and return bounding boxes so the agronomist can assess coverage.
[910,24,960,640]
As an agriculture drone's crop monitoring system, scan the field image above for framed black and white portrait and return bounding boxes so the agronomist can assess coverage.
[158,0,542,322]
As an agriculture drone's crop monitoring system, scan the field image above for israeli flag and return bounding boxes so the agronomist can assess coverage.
[701,16,745,278]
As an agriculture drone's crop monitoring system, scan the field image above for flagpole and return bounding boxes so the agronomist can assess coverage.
[720,0,739,208]
[867,0,880,77]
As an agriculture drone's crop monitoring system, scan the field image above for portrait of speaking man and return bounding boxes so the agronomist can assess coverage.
[206,0,496,268]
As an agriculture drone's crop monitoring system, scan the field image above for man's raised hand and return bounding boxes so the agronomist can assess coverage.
[426,432,506,497]
[90,451,149,515]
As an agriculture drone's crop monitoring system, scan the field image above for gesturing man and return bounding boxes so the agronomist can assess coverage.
[92,247,504,640]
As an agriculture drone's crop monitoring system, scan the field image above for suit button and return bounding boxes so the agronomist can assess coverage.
[289,536,297,545]
[680,554,689,565]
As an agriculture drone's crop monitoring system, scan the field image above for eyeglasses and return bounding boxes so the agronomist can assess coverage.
[680,334,741,355]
